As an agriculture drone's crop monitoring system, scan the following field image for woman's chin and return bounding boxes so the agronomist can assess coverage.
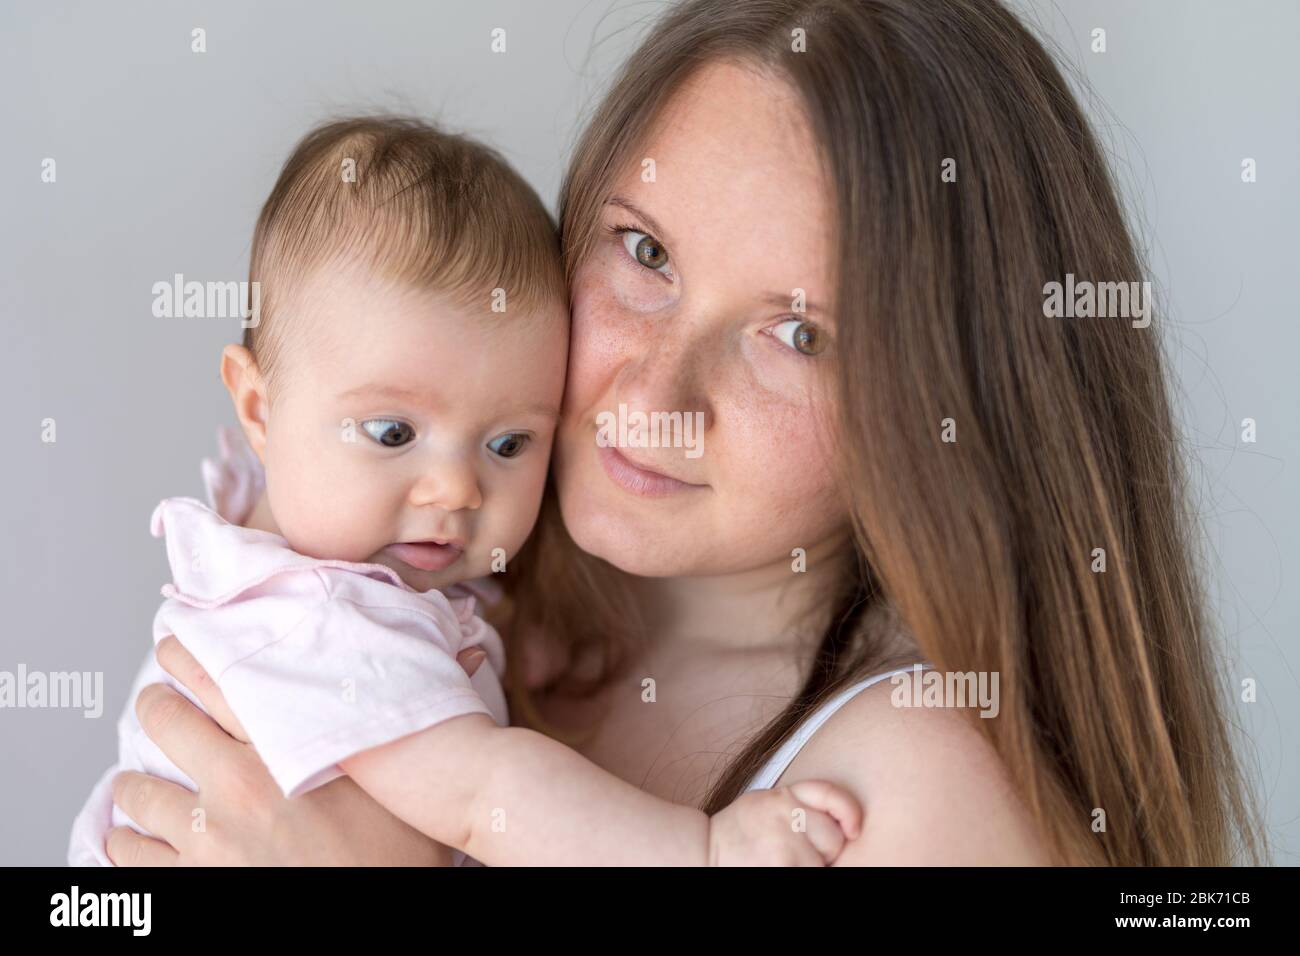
[559,499,698,577]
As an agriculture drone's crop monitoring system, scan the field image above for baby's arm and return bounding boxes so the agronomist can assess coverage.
[339,716,861,866]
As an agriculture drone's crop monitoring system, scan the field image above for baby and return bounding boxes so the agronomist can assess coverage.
[69,116,861,866]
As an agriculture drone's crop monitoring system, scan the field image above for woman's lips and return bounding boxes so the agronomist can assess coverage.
[597,444,705,498]
[385,541,464,572]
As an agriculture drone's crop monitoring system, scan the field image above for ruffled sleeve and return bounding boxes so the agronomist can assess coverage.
[200,425,265,526]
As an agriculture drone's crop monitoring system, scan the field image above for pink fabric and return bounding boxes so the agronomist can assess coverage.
[68,427,507,866]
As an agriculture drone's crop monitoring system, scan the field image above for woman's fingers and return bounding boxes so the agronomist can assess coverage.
[105,826,180,867]
[110,770,200,857]
[134,683,247,788]
[155,636,250,742]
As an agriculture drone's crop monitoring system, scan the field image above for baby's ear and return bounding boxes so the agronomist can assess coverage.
[220,344,269,461]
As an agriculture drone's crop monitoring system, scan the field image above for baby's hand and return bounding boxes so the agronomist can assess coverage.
[707,780,863,866]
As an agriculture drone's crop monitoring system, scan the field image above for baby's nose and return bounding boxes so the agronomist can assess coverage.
[408,464,483,512]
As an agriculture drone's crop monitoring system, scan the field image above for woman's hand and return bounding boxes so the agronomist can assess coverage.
[106,636,487,866]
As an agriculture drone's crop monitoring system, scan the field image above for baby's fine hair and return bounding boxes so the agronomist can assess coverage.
[243,115,565,378]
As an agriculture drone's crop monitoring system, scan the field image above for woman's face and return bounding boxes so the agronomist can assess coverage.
[554,61,849,577]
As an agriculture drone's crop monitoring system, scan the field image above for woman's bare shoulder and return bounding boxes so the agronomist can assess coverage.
[779,679,1054,865]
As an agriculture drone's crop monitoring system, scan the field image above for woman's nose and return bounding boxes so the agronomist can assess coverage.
[407,461,483,512]
[615,327,714,427]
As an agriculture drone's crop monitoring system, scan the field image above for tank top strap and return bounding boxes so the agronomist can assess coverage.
[742,662,934,792]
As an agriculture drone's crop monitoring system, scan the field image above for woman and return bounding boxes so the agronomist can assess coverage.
[107,0,1263,865]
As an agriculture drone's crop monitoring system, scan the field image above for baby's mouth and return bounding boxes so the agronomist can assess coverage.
[384,540,464,573]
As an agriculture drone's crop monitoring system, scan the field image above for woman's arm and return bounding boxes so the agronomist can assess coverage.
[775,681,1053,866]
[106,637,486,867]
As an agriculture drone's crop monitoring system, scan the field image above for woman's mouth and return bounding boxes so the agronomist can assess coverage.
[597,444,706,498]
[384,540,464,572]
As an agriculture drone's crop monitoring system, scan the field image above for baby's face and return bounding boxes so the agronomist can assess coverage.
[256,264,567,591]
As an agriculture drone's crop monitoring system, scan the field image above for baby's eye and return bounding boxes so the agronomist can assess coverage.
[487,432,529,459]
[362,419,416,447]
[621,229,671,274]
[768,318,827,356]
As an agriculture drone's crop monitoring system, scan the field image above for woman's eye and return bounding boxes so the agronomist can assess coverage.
[361,419,415,447]
[770,319,827,356]
[621,230,671,273]
[487,432,529,459]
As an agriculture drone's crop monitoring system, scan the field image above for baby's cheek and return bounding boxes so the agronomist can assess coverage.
[484,459,550,564]
[266,443,388,562]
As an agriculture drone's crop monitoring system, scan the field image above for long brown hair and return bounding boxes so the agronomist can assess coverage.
[505,0,1265,865]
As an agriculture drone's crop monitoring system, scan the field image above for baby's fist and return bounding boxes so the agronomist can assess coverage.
[708,780,863,866]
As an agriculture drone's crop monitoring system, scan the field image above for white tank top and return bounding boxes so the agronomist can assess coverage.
[743,663,932,791]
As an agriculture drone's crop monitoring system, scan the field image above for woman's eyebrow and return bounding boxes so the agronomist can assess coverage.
[606,196,672,245]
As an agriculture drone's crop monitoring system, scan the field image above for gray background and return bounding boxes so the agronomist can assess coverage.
[1,0,1295,865]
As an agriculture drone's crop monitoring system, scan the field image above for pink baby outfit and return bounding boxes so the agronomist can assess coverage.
[68,427,507,866]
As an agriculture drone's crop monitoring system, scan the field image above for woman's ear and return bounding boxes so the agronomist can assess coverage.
[220,344,270,461]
